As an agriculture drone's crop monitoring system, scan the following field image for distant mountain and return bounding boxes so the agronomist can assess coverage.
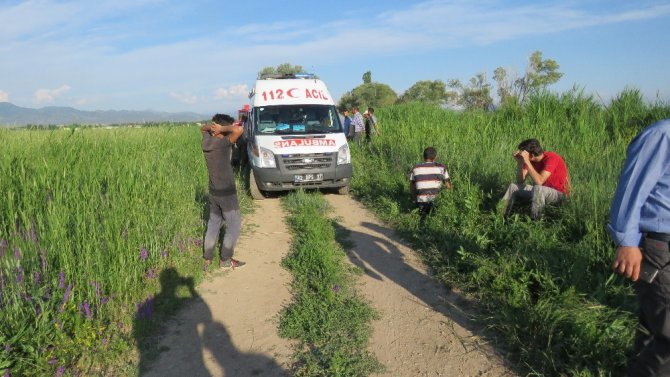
[0,102,208,126]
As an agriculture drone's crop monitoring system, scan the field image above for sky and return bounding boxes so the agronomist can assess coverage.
[1,0,669,114]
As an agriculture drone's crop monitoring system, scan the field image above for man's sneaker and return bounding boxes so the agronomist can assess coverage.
[220,258,246,269]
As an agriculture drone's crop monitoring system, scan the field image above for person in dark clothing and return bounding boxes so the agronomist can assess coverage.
[231,113,247,167]
[201,114,245,270]
[364,107,380,143]
[340,109,353,140]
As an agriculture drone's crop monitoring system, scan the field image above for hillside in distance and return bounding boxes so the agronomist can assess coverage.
[0,102,208,126]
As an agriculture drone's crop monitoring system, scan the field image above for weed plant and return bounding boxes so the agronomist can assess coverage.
[349,89,670,376]
[0,125,252,376]
[279,191,382,376]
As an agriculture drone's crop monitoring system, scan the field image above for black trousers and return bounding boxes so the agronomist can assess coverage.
[629,235,670,377]
[417,202,434,224]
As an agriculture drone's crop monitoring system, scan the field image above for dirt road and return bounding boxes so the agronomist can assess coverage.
[325,195,513,376]
[144,199,294,377]
[145,195,514,376]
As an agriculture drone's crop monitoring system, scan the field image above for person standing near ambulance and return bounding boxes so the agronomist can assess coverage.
[351,106,365,145]
[201,114,246,270]
[340,109,353,140]
[364,107,380,142]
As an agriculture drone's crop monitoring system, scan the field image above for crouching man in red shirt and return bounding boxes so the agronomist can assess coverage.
[501,138,569,220]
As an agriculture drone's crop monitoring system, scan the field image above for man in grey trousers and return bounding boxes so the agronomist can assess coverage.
[500,138,570,220]
[201,113,245,270]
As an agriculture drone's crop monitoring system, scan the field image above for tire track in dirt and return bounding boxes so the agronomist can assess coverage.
[144,199,293,377]
[325,194,516,377]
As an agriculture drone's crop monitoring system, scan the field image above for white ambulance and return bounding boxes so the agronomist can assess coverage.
[243,73,352,199]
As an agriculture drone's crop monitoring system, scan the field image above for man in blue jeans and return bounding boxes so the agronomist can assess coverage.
[608,119,670,376]
[201,114,245,270]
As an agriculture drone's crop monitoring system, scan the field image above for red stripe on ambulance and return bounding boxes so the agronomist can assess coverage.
[273,139,337,148]
[260,88,329,102]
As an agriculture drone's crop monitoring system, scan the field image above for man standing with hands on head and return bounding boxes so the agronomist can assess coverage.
[201,114,245,271]
[609,119,670,376]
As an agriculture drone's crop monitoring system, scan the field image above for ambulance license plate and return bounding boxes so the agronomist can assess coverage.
[294,173,323,182]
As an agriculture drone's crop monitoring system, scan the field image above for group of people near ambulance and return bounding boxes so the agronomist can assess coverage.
[340,106,380,144]
[202,108,670,375]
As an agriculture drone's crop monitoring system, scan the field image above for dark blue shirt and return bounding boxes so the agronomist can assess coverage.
[343,116,352,136]
[607,119,670,247]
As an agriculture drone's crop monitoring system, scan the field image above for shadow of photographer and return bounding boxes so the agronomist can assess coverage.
[135,268,287,377]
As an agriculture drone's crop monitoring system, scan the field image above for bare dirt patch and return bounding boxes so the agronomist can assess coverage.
[325,194,515,377]
[144,199,293,377]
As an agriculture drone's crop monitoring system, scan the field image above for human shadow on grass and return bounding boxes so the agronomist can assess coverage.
[331,219,521,375]
[135,268,287,377]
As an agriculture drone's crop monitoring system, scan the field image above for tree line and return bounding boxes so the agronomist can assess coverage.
[259,50,563,112]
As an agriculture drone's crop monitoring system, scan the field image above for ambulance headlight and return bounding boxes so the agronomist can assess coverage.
[259,147,277,168]
[337,144,350,165]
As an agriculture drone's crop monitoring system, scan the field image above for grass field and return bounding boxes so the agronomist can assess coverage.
[0,125,252,376]
[2,87,669,376]
[349,89,670,376]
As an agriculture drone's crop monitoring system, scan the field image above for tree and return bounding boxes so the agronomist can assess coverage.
[397,80,452,105]
[257,63,307,79]
[448,73,493,111]
[362,71,372,84]
[493,67,513,105]
[494,51,563,105]
[338,71,397,111]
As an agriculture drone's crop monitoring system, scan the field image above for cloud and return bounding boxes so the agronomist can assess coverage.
[34,85,71,103]
[76,98,91,106]
[169,92,198,104]
[377,1,670,46]
[214,84,249,100]
[208,1,670,70]
[231,21,313,43]
[2,1,669,111]
[0,90,8,102]
[0,0,165,44]
[0,1,79,42]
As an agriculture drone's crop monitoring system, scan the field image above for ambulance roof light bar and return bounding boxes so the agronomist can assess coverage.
[259,73,316,80]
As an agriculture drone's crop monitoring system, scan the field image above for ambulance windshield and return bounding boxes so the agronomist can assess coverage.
[254,105,342,135]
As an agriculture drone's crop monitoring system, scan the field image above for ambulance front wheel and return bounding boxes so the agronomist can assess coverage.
[337,185,349,195]
[249,170,265,200]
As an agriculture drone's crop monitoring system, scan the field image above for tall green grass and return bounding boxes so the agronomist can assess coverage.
[0,126,252,376]
[350,89,670,375]
[279,191,382,376]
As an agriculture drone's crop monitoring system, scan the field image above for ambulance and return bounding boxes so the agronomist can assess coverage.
[243,73,352,199]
